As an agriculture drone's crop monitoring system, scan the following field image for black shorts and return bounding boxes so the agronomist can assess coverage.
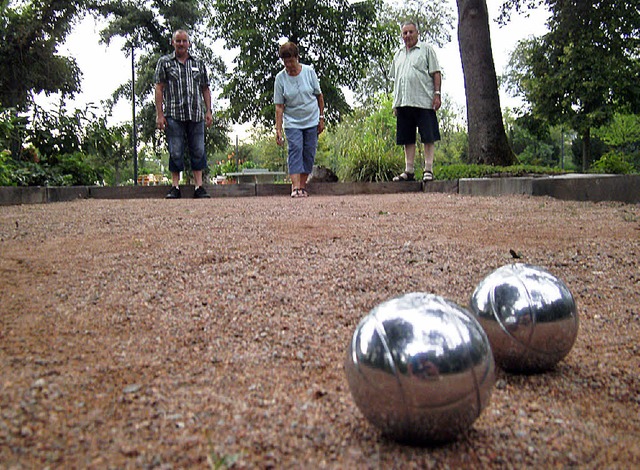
[396,107,441,145]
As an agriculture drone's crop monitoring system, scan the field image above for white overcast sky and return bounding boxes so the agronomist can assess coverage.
[35,0,550,139]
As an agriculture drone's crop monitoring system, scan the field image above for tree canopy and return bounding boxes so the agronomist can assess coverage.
[0,0,84,109]
[503,0,640,169]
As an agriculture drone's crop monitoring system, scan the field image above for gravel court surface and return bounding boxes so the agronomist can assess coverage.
[1,193,639,468]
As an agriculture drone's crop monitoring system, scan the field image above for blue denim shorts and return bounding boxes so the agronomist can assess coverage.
[166,118,207,172]
[285,126,318,175]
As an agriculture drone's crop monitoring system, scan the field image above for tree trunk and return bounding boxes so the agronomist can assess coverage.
[457,0,515,166]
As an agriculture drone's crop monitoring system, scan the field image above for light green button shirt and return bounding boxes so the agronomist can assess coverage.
[390,42,440,109]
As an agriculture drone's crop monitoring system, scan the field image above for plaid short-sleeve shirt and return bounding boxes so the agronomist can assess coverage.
[154,52,210,122]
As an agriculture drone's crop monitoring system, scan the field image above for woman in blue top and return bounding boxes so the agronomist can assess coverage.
[274,42,325,198]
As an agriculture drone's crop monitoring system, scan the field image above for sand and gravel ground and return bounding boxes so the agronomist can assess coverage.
[1,193,639,468]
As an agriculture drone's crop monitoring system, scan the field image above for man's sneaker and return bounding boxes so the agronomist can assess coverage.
[166,186,181,199]
[194,186,211,199]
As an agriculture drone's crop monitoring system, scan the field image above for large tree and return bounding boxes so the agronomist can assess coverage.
[0,0,84,109]
[502,0,640,170]
[456,0,516,165]
[208,0,381,125]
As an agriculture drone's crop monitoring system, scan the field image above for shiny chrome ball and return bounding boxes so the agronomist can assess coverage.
[345,293,495,444]
[470,263,579,373]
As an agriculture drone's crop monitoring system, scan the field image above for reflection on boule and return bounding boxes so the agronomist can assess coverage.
[345,292,495,444]
[470,263,579,373]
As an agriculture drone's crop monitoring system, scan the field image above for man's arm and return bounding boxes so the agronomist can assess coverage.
[202,85,213,128]
[155,83,166,130]
[432,71,442,111]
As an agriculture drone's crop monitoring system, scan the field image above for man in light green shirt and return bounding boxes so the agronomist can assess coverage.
[390,21,442,183]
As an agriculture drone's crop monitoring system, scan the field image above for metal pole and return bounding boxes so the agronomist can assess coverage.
[132,46,138,185]
[235,134,239,171]
[561,130,565,170]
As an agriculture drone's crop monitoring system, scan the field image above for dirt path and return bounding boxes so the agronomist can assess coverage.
[1,193,639,468]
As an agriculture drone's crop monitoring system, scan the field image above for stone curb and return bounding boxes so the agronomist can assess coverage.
[0,174,638,206]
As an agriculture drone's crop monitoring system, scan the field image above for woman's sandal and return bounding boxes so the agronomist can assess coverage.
[392,172,415,182]
[299,188,309,198]
[423,171,434,182]
[291,188,300,198]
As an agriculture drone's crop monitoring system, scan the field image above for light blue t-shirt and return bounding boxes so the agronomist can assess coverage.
[274,64,322,129]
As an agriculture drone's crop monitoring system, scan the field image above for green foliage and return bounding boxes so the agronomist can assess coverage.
[84,118,131,185]
[590,152,635,175]
[0,102,139,186]
[593,113,640,171]
[207,450,240,470]
[339,139,404,182]
[325,96,403,182]
[595,113,640,148]
[210,151,238,177]
[0,106,27,158]
[570,134,607,170]
[55,151,103,185]
[0,0,84,109]
[503,1,640,167]
[0,149,15,186]
[245,127,288,171]
[29,103,85,160]
[506,113,562,167]
[435,98,467,164]
[10,161,61,186]
[8,150,105,187]
[322,93,469,181]
[435,163,567,180]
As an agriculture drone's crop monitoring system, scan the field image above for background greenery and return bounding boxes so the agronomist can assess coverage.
[0,0,638,186]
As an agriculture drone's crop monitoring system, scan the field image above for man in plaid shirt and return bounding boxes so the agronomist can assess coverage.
[155,29,213,199]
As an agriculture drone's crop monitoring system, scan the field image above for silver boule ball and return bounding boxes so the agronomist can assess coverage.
[470,263,579,373]
[345,293,495,444]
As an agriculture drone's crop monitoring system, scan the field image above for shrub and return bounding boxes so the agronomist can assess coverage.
[0,149,15,186]
[338,136,404,182]
[590,152,635,174]
[435,163,567,180]
[328,96,405,182]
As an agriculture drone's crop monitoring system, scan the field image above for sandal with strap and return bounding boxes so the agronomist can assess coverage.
[392,172,415,182]
[291,188,300,198]
[423,171,434,182]
[299,188,309,198]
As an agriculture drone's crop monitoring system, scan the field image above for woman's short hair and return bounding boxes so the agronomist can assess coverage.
[279,42,299,59]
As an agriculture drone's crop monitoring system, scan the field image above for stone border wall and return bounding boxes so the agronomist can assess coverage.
[1,174,638,206]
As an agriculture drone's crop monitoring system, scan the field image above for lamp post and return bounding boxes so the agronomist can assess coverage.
[132,45,138,185]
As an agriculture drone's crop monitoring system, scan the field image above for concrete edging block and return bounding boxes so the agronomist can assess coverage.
[459,177,535,197]
[0,187,46,205]
[0,175,638,205]
[306,181,422,196]
[532,174,640,203]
